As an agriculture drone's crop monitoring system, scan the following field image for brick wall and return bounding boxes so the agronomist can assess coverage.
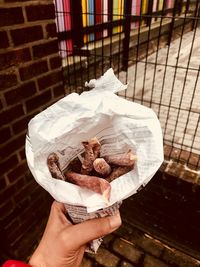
[0,0,63,261]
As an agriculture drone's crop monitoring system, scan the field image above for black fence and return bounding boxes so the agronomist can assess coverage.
[54,0,200,170]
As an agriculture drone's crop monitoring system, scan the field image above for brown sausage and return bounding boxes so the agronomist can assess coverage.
[91,137,101,158]
[104,150,136,167]
[93,158,112,177]
[106,165,134,183]
[65,171,111,201]
[47,153,65,181]
[81,137,101,174]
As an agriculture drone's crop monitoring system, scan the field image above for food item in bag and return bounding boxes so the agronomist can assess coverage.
[106,165,134,183]
[104,150,136,167]
[47,137,137,202]
[26,68,163,254]
[81,137,101,175]
[47,153,65,181]
[65,171,111,202]
[93,158,112,177]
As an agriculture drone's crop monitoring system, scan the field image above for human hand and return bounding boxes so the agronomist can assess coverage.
[29,201,121,267]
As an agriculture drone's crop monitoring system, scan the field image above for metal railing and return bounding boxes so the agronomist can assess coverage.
[54,0,200,170]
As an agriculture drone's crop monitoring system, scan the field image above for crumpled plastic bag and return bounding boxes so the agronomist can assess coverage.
[25,68,163,252]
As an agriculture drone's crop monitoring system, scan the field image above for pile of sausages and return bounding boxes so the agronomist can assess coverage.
[47,137,136,202]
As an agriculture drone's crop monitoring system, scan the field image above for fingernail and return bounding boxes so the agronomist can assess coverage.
[109,211,121,230]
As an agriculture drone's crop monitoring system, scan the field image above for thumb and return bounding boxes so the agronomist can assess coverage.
[69,211,121,249]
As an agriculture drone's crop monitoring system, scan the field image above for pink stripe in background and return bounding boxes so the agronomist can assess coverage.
[136,0,141,27]
[54,0,67,57]
[152,0,158,22]
[166,0,174,16]
[131,0,136,29]
[63,0,73,55]
[103,0,108,37]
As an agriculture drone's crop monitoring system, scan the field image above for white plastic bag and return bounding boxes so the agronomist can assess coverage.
[25,68,163,252]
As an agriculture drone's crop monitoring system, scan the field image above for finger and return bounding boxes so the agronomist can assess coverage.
[69,211,121,249]
[48,201,72,228]
[51,201,66,213]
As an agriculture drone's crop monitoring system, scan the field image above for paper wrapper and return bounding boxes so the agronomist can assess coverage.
[25,68,164,252]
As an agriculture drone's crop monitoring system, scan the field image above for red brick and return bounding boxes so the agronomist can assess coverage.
[21,196,43,221]
[0,99,3,109]
[188,152,200,167]
[0,180,25,222]
[7,224,24,244]
[26,4,55,21]
[90,247,120,266]
[11,25,43,46]
[0,154,19,174]
[180,150,190,162]
[33,40,58,59]
[4,225,22,245]
[13,110,38,135]
[0,200,14,217]
[11,198,31,225]
[164,144,172,158]
[38,70,62,90]
[53,84,64,98]
[117,224,164,258]
[8,162,28,183]
[20,210,37,231]
[0,7,24,27]
[0,104,24,125]
[50,55,62,70]
[0,31,9,49]
[46,23,57,38]
[0,176,7,191]
[14,180,36,203]
[0,71,18,90]
[19,148,26,160]
[19,60,48,81]
[5,219,20,242]
[5,81,36,106]
[144,255,169,267]
[26,90,52,113]
[0,184,18,204]
[12,114,33,134]
[170,147,181,160]
[9,217,39,250]
[0,132,26,160]
[0,126,12,143]
[112,238,143,264]
[0,47,31,71]
[162,247,200,267]
[29,186,46,204]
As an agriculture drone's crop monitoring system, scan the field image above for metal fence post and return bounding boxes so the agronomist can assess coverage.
[122,0,132,71]
[71,0,84,49]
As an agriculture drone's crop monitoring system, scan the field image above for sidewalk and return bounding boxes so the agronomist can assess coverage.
[119,28,200,156]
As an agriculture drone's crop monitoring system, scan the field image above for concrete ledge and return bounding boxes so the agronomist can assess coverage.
[162,144,200,185]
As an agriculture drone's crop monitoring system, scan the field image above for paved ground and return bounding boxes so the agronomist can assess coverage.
[119,28,200,156]
[82,171,200,267]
